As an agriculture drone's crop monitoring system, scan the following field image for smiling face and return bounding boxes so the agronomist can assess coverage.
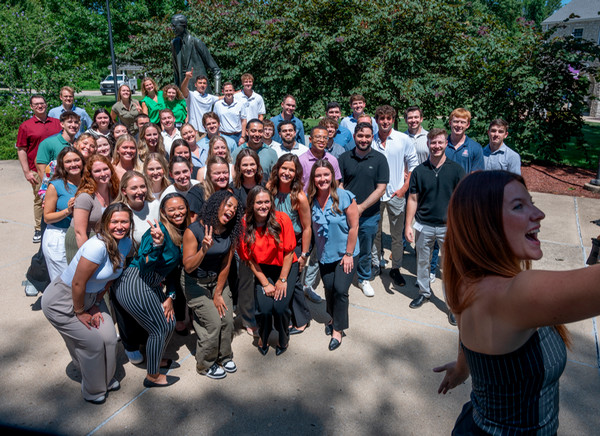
[63,152,83,177]
[204,117,220,136]
[166,88,177,101]
[240,156,257,180]
[30,97,47,118]
[91,161,112,186]
[209,163,230,189]
[181,125,196,145]
[450,116,470,137]
[502,181,545,261]
[170,162,191,190]
[122,176,147,208]
[136,116,150,131]
[77,136,97,159]
[279,124,296,145]
[405,110,423,133]
[60,90,74,107]
[376,114,394,136]
[354,127,373,152]
[212,140,228,158]
[281,97,296,117]
[223,84,235,102]
[95,137,111,157]
[143,80,155,94]
[164,196,187,227]
[160,112,175,130]
[326,107,341,122]
[278,160,297,185]
[253,191,272,223]
[118,140,137,162]
[173,145,191,161]
[62,117,81,137]
[195,78,208,94]
[218,196,238,226]
[427,134,447,158]
[108,211,131,240]
[310,127,328,152]
[242,78,253,94]
[314,166,333,192]
[144,126,159,149]
[263,125,274,140]
[350,99,365,116]
[247,122,264,146]
[119,86,131,100]
[146,159,165,183]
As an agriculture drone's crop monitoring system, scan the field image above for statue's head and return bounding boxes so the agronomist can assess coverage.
[171,14,187,37]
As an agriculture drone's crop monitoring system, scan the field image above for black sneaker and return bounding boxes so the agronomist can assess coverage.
[32,230,41,243]
[389,268,406,286]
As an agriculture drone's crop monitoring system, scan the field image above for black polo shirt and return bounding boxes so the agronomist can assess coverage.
[409,158,465,227]
[338,147,389,217]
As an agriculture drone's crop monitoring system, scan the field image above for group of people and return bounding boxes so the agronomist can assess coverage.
[17,74,600,436]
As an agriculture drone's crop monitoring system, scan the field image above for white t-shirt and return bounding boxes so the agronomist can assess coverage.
[162,128,182,155]
[186,91,219,133]
[272,142,309,158]
[213,99,243,133]
[61,236,132,293]
[160,179,200,201]
[130,199,160,244]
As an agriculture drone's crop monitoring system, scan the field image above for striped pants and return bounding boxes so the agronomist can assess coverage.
[113,267,175,375]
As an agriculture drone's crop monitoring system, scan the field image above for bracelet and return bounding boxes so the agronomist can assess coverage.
[74,306,85,315]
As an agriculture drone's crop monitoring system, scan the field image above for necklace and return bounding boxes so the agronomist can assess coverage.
[432,162,444,177]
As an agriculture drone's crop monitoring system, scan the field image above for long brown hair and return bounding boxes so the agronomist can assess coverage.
[233,148,263,188]
[159,193,190,247]
[97,202,133,271]
[307,159,341,215]
[76,154,120,198]
[244,186,281,247]
[268,154,303,210]
[443,170,569,345]
[202,155,229,201]
[51,146,84,189]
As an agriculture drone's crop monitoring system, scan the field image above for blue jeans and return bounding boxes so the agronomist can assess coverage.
[357,214,380,281]
[430,240,440,275]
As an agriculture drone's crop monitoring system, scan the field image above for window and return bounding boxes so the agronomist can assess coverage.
[572,28,583,40]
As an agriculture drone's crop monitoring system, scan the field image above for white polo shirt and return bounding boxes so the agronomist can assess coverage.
[162,128,182,155]
[213,99,242,133]
[186,91,219,133]
[236,91,266,120]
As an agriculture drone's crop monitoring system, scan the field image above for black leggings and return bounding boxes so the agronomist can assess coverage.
[254,262,298,348]
[319,256,358,331]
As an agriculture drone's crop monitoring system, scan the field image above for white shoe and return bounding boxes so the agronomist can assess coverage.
[221,360,237,373]
[358,280,375,297]
[429,273,436,284]
[199,363,227,379]
[24,282,38,297]
[107,378,120,391]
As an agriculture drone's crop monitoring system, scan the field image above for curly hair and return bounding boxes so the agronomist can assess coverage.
[141,77,159,98]
[160,193,190,247]
[244,185,281,247]
[74,133,97,153]
[162,83,184,100]
[137,123,165,163]
[76,154,120,198]
[97,202,133,272]
[233,148,263,188]
[268,154,303,211]
[51,146,85,190]
[200,190,243,244]
[306,159,341,215]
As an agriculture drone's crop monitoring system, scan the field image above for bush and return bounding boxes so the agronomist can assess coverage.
[0,92,31,160]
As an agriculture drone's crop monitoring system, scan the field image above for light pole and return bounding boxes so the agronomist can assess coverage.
[106,0,118,102]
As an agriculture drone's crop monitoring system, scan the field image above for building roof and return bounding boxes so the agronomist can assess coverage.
[542,0,600,25]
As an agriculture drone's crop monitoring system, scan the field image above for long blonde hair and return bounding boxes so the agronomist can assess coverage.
[137,123,165,163]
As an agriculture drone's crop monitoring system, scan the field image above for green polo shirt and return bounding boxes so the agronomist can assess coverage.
[36,132,71,165]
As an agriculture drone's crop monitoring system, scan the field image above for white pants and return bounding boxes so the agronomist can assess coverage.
[42,225,68,281]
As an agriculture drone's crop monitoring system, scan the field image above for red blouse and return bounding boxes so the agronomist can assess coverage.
[239,211,298,266]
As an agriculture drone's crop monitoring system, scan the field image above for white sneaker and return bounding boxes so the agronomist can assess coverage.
[24,282,38,297]
[429,273,436,284]
[199,363,227,379]
[107,378,120,392]
[221,360,237,373]
[358,280,375,297]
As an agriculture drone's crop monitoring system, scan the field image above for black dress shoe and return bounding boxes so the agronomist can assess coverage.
[328,337,342,351]
[160,359,181,370]
[324,323,333,336]
[448,312,457,326]
[275,345,287,356]
[409,295,430,309]
[389,268,406,287]
[143,375,180,388]
[258,345,269,356]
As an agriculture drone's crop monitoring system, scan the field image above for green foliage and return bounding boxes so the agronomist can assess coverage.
[0,92,30,160]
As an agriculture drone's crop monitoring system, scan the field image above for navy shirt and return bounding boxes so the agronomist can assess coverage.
[338,147,389,218]
[445,135,484,174]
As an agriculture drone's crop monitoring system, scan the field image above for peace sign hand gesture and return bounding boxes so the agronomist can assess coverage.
[147,219,164,246]
[201,225,213,251]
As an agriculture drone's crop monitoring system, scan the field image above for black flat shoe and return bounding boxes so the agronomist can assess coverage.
[324,323,333,336]
[258,345,269,356]
[289,321,309,335]
[328,337,342,351]
[275,345,287,356]
[143,375,180,388]
[409,295,430,309]
[160,359,180,370]
[448,312,457,326]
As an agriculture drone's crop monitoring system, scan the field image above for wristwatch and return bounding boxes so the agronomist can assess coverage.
[301,252,310,258]
[344,252,353,257]
[167,292,176,300]
[278,277,287,283]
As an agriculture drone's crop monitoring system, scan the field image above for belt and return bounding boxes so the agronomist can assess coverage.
[221,131,241,136]
[187,271,218,287]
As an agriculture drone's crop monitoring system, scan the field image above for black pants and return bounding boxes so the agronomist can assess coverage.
[254,262,298,348]
[237,256,257,328]
[166,265,187,322]
[290,240,312,328]
[319,256,357,331]
[110,281,148,353]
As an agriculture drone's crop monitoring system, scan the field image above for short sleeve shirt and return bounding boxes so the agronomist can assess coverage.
[270,114,306,145]
[236,91,266,120]
[36,133,70,166]
[16,116,62,171]
[312,188,360,263]
[238,211,298,266]
[446,135,485,173]
[141,91,166,124]
[186,91,219,132]
[111,100,141,131]
[70,193,105,234]
[61,236,132,293]
[483,143,521,175]
[338,148,390,217]
[298,150,342,192]
[213,99,243,133]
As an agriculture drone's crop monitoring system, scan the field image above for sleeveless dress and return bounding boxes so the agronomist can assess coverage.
[455,326,567,435]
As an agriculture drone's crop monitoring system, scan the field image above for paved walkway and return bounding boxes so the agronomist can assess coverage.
[0,159,598,435]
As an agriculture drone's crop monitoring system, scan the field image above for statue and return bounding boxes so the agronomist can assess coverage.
[171,14,221,94]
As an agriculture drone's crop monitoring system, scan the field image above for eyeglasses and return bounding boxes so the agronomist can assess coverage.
[312,135,328,140]
[31,103,47,107]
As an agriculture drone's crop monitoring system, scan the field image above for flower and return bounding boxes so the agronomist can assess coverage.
[335,36,345,43]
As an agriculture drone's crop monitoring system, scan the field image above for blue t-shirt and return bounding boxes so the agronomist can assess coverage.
[61,235,132,293]
[311,188,360,264]
[49,179,77,229]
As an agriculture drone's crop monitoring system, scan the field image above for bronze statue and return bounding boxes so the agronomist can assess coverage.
[171,14,221,94]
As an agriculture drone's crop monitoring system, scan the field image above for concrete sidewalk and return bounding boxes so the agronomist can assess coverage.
[0,159,598,435]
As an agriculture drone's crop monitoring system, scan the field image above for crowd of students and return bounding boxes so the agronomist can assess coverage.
[18,73,600,436]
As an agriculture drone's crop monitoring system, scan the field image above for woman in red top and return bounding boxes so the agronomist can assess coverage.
[239,186,298,356]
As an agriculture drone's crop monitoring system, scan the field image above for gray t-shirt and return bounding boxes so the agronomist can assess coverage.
[71,193,104,234]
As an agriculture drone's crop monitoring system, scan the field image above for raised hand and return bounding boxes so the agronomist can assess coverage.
[147,219,164,246]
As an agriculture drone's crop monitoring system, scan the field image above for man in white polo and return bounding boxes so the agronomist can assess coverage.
[213,82,243,146]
